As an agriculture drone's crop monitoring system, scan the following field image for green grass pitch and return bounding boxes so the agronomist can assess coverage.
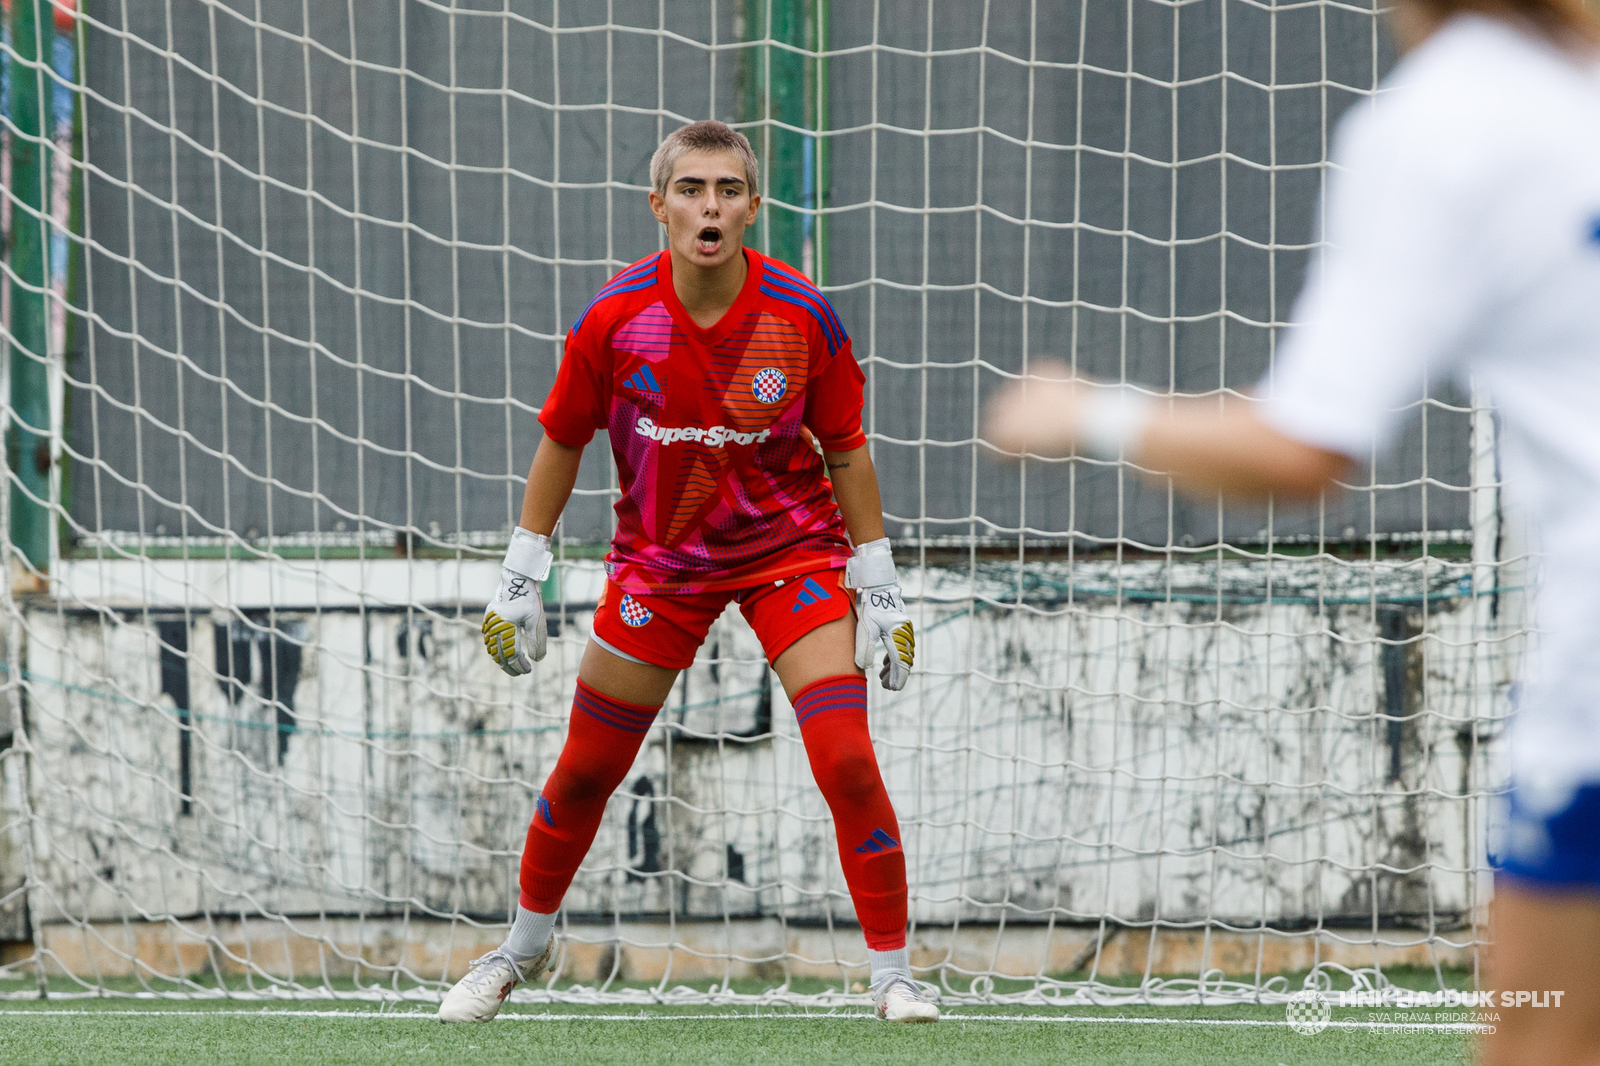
[0,999,1474,1065]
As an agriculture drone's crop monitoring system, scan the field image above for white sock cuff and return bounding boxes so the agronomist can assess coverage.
[502,905,557,961]
[868,946,911,979]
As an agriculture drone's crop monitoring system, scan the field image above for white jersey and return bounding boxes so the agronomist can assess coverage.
[1260,16,1600,788]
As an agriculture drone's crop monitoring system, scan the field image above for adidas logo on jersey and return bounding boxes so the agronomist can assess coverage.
[624,364,663,393]
[634,416,772,448]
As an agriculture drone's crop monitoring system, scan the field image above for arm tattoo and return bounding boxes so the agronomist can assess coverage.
[827,461,851,471]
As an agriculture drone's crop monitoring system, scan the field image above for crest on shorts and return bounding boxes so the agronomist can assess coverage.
[619,594,652,628]
[752,367,787,404]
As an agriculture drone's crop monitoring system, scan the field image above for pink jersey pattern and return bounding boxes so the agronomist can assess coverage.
[540,249,867,595]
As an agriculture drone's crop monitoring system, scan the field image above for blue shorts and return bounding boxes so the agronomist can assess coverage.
[1493,781,1600,888]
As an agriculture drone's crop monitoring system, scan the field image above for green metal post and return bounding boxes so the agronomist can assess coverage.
[6,0,54,576]
[55,7,86,538]
[814,0,827,287]
[741,0,824,278]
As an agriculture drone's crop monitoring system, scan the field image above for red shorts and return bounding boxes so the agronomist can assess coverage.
[592,568,853,670]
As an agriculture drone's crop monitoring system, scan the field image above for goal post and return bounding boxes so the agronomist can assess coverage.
[5,0,58,580]
[739,0,827,280]
[0,1,1516,1004]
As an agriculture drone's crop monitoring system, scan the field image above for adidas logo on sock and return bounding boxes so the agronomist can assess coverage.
[624,365,663,394]
[854,828,900,854]
[536,796,556,828]
[790,576,831,614]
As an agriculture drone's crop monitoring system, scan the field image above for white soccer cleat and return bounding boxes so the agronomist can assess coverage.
[872,973,940,1023]
[438,943,554,1023]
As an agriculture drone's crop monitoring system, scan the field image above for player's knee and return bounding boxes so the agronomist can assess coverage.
[547,762,627,807]
[811,749,885,805]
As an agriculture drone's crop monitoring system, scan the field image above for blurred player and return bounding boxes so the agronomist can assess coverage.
[440,121,934,1024]
[986,4,1600,1063]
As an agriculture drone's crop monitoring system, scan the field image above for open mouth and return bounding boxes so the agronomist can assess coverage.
[696,227,723,255]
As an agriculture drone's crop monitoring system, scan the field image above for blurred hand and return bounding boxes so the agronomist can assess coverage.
[982,360,1089,459]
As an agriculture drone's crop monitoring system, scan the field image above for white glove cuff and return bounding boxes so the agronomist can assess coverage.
[1079,385,1155,460]
[845,537,897,589]
[504,527,553,581]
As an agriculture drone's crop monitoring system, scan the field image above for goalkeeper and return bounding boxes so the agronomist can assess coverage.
[441,121,935,1024]
[986,4,1600,1064]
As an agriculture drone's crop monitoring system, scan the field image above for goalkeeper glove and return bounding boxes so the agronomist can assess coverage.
[482,527,553,677]
[845,537,915,691]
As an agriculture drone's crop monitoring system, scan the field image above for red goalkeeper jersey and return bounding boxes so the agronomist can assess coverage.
[538,248,868,595]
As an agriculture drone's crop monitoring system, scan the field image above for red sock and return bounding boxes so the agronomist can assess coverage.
[793,674,908,951]
[518,678,661,912]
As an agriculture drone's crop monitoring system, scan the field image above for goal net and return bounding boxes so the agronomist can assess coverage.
[0,0,1518,1004]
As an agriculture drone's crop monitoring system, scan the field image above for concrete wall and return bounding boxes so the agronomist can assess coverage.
[23,914,1478,992]
[0,553,1516,990]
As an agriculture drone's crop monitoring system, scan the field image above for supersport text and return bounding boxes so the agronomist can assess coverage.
[634,416,773,447]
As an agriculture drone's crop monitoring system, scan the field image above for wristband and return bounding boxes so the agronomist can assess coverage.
[845,537,897,589]
[1078,385,1154,461]
[503,527,554,581]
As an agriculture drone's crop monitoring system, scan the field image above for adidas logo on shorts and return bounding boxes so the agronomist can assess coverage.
[791,576,831,613]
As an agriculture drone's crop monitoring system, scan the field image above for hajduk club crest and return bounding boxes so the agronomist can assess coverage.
[619,594,652,628]
[751,367,787,404]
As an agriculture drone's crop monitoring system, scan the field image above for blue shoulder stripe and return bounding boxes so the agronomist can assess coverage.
[763,259,829,301]
[571,261,660,335]
[573,277,658,335]
[760,284,843,355]
[598,258,657,293]
[588,261,656,305]
[760,277,845,353]
[764,263,846,340]
[761,268,846,343]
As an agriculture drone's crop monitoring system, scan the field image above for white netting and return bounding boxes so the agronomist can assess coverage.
[0,0,1519,1005]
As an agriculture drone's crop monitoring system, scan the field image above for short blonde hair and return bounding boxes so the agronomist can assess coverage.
[650,120,760,196]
